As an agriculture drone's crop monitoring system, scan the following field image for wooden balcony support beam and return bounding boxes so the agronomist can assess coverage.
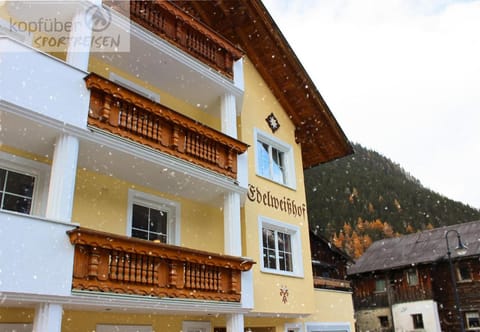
[68,227,254,302]
[85,73,248,179]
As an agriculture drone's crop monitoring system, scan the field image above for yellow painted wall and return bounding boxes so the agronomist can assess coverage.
[0,308,34,323]
[0,145,223,254]
[0,308,302,332]
[73,169,128,235]
[88,57,220,131]
[0,145,50,165]
[62,311,186,332]
[72,168,224,253]
[239,57,315,315]
[0,309,216,332]
[309,290,355,330]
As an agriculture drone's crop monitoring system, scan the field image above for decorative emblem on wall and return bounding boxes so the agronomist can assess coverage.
[280,285,289,303]
[266,113,280,133]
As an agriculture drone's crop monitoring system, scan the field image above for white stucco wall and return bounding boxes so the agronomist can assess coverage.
[392,300,441,332]
[0,211,76,297]
[0,37,89,129]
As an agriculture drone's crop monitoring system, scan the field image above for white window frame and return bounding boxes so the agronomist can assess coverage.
[126,189,180,245]
[96,325,152,332]
[182,321,211,332]
[254,128,296,189]
[0,323,33,332]
[305,322,351,332]
[285,323,304,332]
[0,151,49,216]
[258,216,303,278]
[110,72,160,103]
[466,312,480,330]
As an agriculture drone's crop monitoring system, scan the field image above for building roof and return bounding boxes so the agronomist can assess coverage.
[176,0,353,168]
[310,231,354,263]
[347,220,480,275]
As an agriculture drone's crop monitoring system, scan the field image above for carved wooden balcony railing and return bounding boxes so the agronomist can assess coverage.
[104,0,243,79]
[313,276,352,291]
[68,227,255,302]
[85,73,248,179]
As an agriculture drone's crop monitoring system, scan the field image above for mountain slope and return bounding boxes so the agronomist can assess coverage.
[304,143,480,244]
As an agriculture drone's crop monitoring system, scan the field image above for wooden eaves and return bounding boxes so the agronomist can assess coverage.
[176,0,354,168]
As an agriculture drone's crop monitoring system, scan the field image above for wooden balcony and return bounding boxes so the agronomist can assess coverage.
[313,276,352,291]
[67,227,255,302]
[85,73,248,179]
[105,0,243,79]
[353,292,389,309]
[391,285,433,304]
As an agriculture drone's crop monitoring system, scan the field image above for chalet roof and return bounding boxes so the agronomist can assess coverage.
[310,231,354,263]
[176,1,353,168]
[347,220,480,275]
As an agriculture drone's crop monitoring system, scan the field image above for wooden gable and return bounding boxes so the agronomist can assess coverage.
[176,0,353,168]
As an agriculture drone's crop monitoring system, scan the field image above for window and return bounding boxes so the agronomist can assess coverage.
[127,190,180,245]
[263,227,292,272]
[0,168,35,214]
[255,129,295,188]
[412,314,424,329]
[466,312,480,329]
[0,323,32,332]
[0,151,49,216]
[131,204,168,242]
[257,141,285,183]
[375,279,386,292]
[379,316,389,328]
[182,321,211,332]
[406,269,419,286]
[259,217,303,277]
[285,323,302,332]
[457,262,472,281]
[305,322,350,332]
[97,325,152,332]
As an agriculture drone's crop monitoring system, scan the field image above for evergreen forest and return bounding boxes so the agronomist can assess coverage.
[304,143,480,258]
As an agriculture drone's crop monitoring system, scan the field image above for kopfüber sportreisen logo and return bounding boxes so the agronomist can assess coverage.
[5,1,130,53]
[86,5,112,32]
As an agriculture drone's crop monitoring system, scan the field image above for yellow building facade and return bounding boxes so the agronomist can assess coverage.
[0,1,353,331]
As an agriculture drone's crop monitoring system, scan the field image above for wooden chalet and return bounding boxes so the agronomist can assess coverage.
[348,220,480,332]
[310,231,353,292]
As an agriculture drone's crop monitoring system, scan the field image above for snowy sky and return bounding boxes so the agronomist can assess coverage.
[263,0,480,209]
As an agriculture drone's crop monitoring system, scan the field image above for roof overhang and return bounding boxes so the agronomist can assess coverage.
[175,0,353,168]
